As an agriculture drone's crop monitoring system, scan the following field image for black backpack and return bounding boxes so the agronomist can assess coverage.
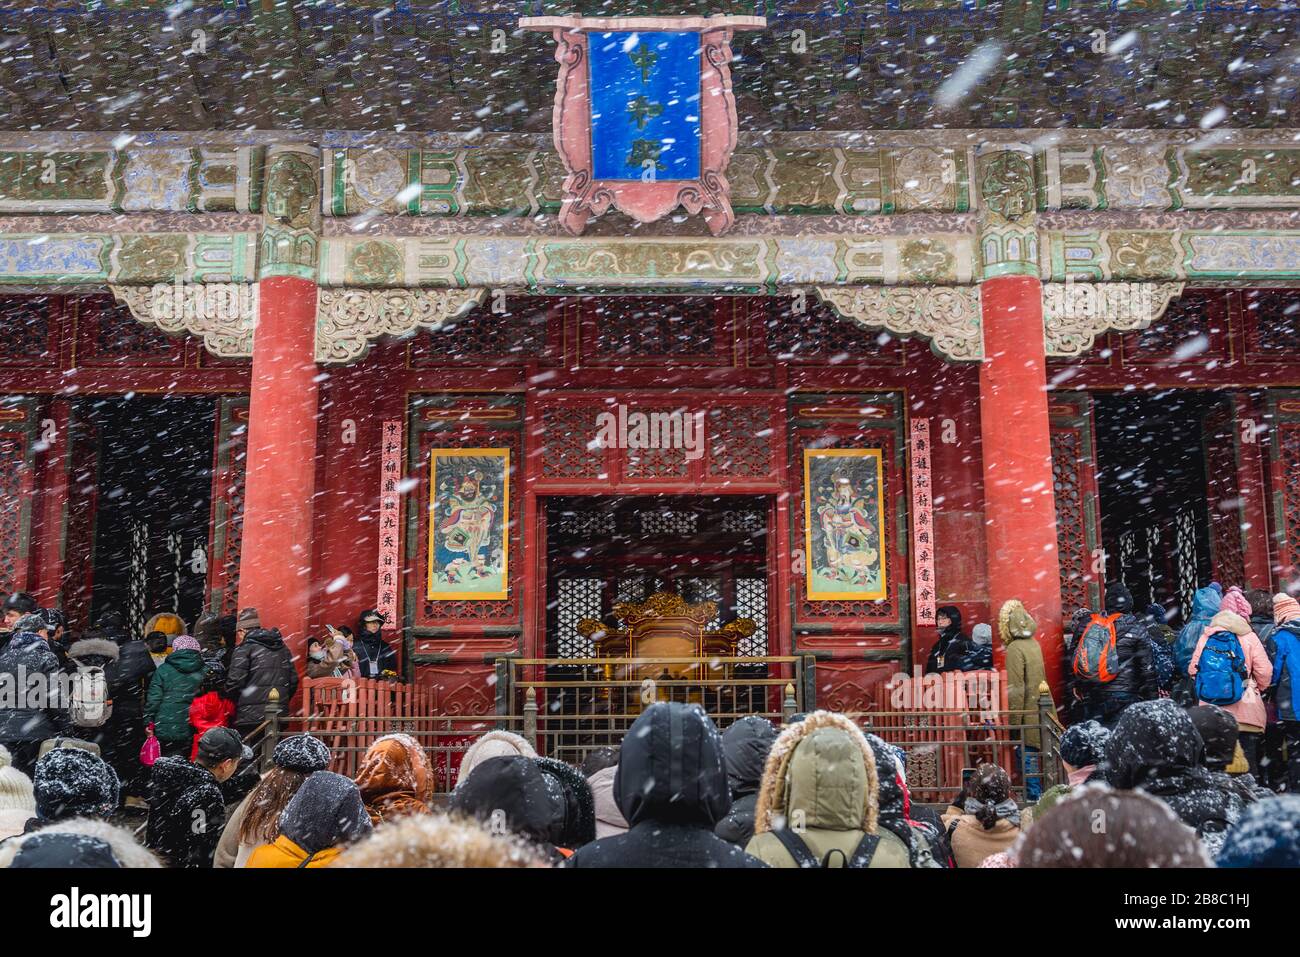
[771,826,880,868]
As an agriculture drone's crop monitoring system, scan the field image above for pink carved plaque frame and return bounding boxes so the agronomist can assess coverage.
[520,15,766,236]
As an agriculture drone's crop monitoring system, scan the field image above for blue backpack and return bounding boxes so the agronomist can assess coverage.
[1195,631,1248,706]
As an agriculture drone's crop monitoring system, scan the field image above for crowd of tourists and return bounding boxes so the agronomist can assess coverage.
[0,580,1298,868]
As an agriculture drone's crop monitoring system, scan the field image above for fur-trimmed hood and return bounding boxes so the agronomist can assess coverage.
[337,813,547,868]
[456,730,538,787]
[1207,610,1252,637]
[0,816,162,868]
[67,638,119,665]
[753,711,879,836]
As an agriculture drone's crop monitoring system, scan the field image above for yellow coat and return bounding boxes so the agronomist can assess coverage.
[245,835,340,869]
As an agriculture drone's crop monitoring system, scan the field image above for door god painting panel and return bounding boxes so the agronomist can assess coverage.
[803,448,887,601]
[428,448,510,601]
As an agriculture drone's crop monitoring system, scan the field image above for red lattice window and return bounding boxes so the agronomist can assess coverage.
[0,434,27,595]
[88,298,181,362]
[1051,427,1093,616]
[1204,404,1247,589]
[1122,293,1228,364]
[587,297,718,358]
[1244,289,1300,357]
[540,406,605,479]
[623,423,690,480]
[760,298,901,363]
[708,405,774,479]
[1278,424,1300,579]
[0,297,56,366]
[409,298,551,365]
[207,398,248,616]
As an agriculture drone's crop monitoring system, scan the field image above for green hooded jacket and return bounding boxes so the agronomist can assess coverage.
[145,649,207,743]
[745,713,909,868]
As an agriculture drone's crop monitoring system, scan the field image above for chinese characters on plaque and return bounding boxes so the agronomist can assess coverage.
[910,418,936,626]
[376,419,403,625]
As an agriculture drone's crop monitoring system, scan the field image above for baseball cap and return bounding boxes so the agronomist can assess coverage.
[197,727,254,764]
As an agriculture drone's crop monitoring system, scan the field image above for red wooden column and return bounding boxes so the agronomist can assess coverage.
[978,274,1065,697]
[236,144,323,660]
[236,276,319,652]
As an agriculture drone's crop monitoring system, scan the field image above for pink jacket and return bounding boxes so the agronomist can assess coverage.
[1189,609,1273,731]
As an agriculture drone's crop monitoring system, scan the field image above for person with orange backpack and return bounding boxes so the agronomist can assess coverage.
[1073,583,1159,728]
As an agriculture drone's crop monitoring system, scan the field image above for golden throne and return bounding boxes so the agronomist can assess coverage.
[576,590,757,682]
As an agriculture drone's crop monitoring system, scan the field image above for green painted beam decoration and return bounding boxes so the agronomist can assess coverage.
[0,146,263,214]
[1042,229,1300,282]
[0,232,258,285]
[317,144,975,218]
[1045,141,1300,212]
[316,232,978,291]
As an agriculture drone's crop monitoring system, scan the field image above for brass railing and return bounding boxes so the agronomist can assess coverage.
[504,655,807,767]
[261,661,1059,800]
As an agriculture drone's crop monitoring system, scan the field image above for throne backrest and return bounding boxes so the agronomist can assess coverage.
[614,591,715,657]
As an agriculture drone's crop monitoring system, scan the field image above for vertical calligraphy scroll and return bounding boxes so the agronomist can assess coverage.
[910,418,936,626]
[377,419,403,624]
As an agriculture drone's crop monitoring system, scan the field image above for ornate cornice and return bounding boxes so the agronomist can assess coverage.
[110,282,257,358]
[1042,281,1185,357]
[816,285,983,362]
[314,287,486,364]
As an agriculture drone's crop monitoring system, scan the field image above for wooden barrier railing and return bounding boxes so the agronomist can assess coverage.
[280,665,1058,800]
[299,677,438,778]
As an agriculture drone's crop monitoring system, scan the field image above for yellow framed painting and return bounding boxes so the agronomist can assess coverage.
[803,448,887,601]
[427,448,510,601]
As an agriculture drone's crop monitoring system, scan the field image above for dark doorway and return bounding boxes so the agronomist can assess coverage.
[544,495,770,658]
[81,395,216,635]
[1094,391,1214,622]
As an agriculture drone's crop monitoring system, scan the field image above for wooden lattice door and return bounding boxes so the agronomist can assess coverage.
[1048,393,1103,616]
[0,396,39,600]
[207,396,248,615]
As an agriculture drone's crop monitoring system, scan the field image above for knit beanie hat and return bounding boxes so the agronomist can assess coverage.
[1220,586,1253,620]
[971,623,993,646]
[1217,796,1300,868]
[1275,592,1300,625]
[1058,719,1110,769]
[33,747,119,821]
[170,635,201,653]
[0,745,35,813]
[272,734,332,774]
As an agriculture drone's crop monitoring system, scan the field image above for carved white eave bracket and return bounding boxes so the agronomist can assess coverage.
[315,287,487,364]
[110,282,257,358]
[816,285,984,362]
[1042,281,1185,357]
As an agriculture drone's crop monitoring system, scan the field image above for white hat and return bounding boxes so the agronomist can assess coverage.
[0,745,35,813]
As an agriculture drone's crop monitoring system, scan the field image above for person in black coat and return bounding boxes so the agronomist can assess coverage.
[0,615,69,775]
[83,616,156,798]
[145,728,246,868]
[353,610,399,679]
[924,606,971,675]
[450,754,568,861]
[714,715,777,846]
[224,627,300,739]
[1083,583,1159,727]
[1106,698,1246,855]
[1187,704,1273,805]
[566,702,766,868]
